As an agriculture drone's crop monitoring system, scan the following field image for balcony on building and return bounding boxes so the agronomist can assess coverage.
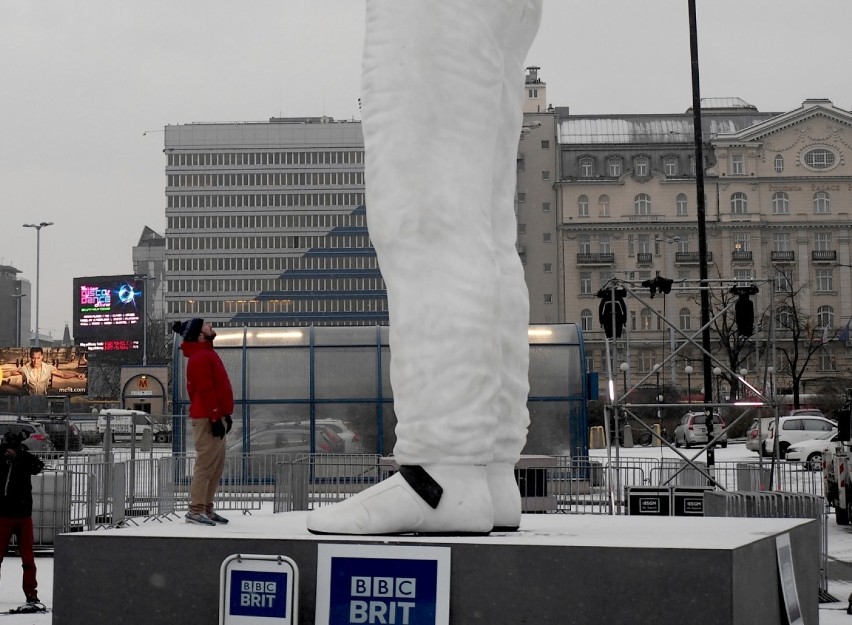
[731,250,753,262]
[812,250,837,262]
[771,250,795,263]
[576,252,615,266]
[636,252,653,265]
[674,251,712,264]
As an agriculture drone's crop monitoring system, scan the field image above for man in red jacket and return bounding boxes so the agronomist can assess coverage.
[173,318,234,526]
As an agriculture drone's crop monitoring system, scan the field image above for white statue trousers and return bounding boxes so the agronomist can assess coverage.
[362,0,543,465]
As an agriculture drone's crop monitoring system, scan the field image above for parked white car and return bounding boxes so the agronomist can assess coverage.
[747,410,827,455]
[786,431,838,470]
[764,415,836,459]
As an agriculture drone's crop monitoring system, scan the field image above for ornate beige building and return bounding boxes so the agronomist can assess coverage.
[553,98,852,397]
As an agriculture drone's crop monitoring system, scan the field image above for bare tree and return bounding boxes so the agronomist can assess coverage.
[143,316,173,365]
[85,352,124,399]
[768,280,840,409]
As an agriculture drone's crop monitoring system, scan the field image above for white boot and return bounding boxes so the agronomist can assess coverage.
[487,463,522,531]
[306,464,493,535]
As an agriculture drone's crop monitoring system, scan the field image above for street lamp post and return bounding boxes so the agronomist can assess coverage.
[652,363,661,398]
[684,365,694,404]
[619,361,630,395]
[22,222,54,347]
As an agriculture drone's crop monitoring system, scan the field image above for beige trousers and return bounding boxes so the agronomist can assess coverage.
[190,418,226,514]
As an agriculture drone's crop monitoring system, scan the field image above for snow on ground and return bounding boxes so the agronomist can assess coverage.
[1,441,849,623]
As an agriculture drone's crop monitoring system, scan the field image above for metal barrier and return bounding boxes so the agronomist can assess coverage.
[31,470,72,549]
[705,490,829,595]
[20,450,831,551]
[274,454,389,512]
[278,454,828,517]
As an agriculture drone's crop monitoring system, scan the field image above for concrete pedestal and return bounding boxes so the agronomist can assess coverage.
[53,512,818,625]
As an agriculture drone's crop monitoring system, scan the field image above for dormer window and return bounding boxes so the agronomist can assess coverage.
[730,154,744,175]
[634,156,649,176]
[579,157,594,177]
[607,157,623,176]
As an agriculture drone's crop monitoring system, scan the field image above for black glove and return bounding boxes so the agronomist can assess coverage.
[224,415,233,434]
[211,419,226,439]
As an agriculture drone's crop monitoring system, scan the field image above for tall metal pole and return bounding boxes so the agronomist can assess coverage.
[23,222,53,347]
[688,1,716,469]
[687,3,712,406]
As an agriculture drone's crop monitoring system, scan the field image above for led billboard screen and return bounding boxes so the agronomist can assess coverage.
[73,275,144,352]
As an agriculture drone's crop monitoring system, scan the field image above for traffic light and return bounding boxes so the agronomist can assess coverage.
[597,286,627,339]
[730,285,759,337]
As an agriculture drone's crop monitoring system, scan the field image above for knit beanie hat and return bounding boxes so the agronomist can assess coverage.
[171,318,204,342]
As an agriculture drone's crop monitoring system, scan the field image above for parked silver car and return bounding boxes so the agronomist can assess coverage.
[673,411,728,448]
[746,417,774,453]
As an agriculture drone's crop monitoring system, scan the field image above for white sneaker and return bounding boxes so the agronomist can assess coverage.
[306,464,493,536]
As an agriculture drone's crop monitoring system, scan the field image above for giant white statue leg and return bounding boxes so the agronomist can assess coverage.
[307,0,541,535]
[488,0,542,530]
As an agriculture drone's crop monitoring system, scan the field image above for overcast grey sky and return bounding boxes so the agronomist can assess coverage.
[2,0,851,339]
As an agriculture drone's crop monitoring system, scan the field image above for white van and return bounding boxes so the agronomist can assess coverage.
[97,409,171,443]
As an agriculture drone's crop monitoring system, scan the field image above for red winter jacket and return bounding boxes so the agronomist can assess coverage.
[180,340,234,421]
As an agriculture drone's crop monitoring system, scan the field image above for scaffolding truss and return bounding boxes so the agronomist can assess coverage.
[597,276,784,513]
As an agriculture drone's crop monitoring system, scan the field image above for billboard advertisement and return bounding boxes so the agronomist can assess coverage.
[0,346,88,396]
[73,275,144,352]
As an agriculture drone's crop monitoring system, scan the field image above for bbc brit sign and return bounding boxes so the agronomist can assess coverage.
[220,554,298,625]
[315,544,450,625]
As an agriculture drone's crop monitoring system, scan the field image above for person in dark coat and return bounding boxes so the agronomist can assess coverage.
[0,430,45,606]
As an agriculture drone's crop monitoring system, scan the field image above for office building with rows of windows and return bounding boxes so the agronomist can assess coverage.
[556,98,852,395]
[160,78,852,398]
[164,118,386,328]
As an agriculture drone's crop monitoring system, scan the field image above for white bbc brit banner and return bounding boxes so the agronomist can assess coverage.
[220,554,299,625]
[315,544,451,625]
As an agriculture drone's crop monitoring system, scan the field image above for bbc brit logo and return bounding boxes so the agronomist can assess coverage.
[229,570,289,618]
[316,545,450,625]
[348,573,419,623]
